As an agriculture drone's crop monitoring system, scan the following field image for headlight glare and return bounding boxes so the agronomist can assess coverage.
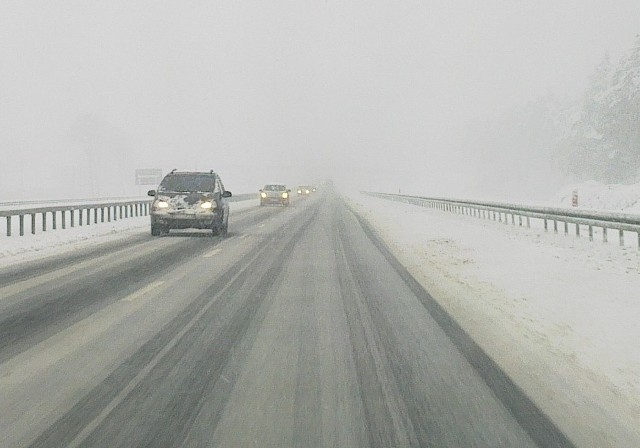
[282,192,289,199]
[260,192,267,198]
[156,200,169,209]
[200,201,213,209]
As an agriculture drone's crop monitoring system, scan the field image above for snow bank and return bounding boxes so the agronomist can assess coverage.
[557,181,640,213]
[347,191,640,447]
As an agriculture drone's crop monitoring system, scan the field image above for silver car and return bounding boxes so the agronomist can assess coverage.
[260,184,290,206]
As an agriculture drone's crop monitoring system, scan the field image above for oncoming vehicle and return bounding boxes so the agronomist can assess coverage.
[147,170,232,236]
[260,183,290,206]
[297,185,312,197]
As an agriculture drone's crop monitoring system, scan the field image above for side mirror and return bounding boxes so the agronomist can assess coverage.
[259,189,263,192]
[147,190,156,197]
[222,190,232,198]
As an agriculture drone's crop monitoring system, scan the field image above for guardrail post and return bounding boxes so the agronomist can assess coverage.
[42,212,47,231]
[564,222,569,235]
[19,215,24,236]
[544,218,548,232]
[619,229,624,246]
[31,213,36,234]
[6,216,12,236]
[53,211,57,229]
[526,217,530,228]
[101,207,105,223]
[62,211,66,229]
[553,220,558,233]
[637,232,640,249]
[575,223,580,237]
[603,227,608,243]
[79,209,83,226]
[588,225,593,241]
[518,215,522,226]
[70,210,75,227]
[107,207,111,222]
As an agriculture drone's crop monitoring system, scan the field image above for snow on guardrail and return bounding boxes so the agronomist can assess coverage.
[364,192,640,248]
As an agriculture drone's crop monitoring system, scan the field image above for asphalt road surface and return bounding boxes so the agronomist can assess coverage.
[0,191,574,447]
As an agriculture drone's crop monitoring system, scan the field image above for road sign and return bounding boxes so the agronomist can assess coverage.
[135,169,163,186]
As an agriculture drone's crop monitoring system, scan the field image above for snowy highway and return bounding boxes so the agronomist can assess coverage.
[0,191,572,447]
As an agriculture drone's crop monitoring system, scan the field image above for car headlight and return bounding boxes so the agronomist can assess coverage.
[156,200,169,209]
[297,190,302,194]
[260,192,267,198]
[305,189,310,194]
[200,201,214,209]
[282,192,288,199]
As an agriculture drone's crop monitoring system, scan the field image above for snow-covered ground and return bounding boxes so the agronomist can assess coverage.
[345,191,640,447]
[0,199,260,267]
[557,181,640,213]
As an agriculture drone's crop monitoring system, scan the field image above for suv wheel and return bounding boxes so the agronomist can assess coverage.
[151,224,165,236]
[212,217,224,237]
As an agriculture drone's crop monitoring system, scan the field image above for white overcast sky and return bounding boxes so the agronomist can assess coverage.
[1,1,638,198]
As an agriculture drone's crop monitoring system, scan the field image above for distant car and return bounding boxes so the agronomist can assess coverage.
[297,186,312,196]
[260,184,290,206]
[147,170,232,236]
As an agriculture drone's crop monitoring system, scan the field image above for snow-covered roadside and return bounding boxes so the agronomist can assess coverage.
[557,181,640,213]
[0,199,260,268]
[346,191,640,447]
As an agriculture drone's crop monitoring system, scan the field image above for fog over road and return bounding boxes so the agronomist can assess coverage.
[0,192,571,447]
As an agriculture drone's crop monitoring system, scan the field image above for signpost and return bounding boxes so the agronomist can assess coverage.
[135,169,163,186]
[135,169,163,196]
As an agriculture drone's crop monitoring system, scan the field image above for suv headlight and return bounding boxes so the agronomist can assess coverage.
[282,192,289,199]
[156,200,169,209]
[200,201,214,210]
[260,192,267,198]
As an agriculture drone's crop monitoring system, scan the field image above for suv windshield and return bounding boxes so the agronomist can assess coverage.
[159,174,215,193]
[264,184,286,191]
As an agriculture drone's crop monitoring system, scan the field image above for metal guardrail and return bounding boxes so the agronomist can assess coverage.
[0,199,152,237]
[364,192,640,248]
[0,193,257,237]
[0,196,147,209]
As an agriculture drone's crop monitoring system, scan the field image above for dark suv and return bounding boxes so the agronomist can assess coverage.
[147,170,232,236]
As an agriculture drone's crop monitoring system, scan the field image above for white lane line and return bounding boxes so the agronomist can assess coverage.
[122,281,165,302]
[203,248,222,258]
[239,234,249,240]
[66,241,270,448]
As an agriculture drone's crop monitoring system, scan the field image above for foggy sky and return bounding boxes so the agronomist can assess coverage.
[1,1,639,199]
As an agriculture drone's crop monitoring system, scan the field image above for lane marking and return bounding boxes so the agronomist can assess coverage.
[0,239,176,301]
[203,248,222,258]
[66,240,271,448]
[122,281,165,302]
